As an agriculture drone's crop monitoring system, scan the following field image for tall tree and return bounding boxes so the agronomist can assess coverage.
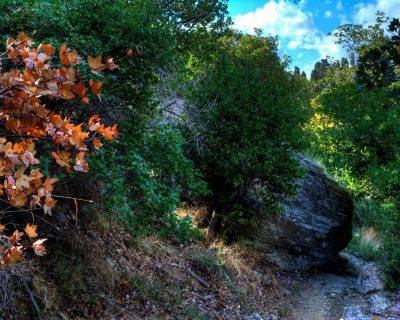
[311,58,332,81]
[356,18,400,89]
[187,33,312,236]
[332,11,388,57]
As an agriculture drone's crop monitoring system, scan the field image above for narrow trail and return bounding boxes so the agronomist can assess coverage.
[283,254,400,320]
[288,272,367,320]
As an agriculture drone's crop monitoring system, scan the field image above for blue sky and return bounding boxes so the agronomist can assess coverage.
[229,0,400,75]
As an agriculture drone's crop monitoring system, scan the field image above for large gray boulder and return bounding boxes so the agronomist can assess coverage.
[248,156,353,271]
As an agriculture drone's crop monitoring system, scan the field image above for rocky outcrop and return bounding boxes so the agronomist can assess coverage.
[248,155,353,271]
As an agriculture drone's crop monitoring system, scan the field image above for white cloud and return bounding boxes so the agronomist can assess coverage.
[302,62,315,77]
[233,0,316,39]
[339,14,348,25]
[355,0,400,25]
[325,10,332,18]
[336,1,343,11]
[297,52,303,58]
[288,40,302,49]
[303,34,346,59]
[233,0,346,60]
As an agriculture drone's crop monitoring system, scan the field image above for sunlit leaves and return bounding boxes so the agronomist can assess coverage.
[32,238,47,256]
[0,32,119,266]
[24,223,38,238]
[88,55,105,71]
[89,79,102,96]
[1,223,48,265]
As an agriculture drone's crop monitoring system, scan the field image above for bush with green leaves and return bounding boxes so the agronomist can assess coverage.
[356,18,400,89]
[0,0,228,240]
[312,66,355,93]
[90,124,206,242]
[187,32,312,235]
[310,79,400,288]
[310,15,400,284]
[311,82,400,193]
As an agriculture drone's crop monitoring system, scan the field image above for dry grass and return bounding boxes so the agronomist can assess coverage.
[1,205,291,319]
[348,226,381,261]
[359,227,381,249]
[176,205,210,227]
[31,267,60,313]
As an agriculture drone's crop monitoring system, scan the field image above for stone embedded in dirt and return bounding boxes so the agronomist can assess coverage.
[343,306,372,320]
[357,262,384,294]
[246,155,353,271]
[243,313,263,320]
[242,314,278,320]
[368,293,390,314]
[389,303,400,315]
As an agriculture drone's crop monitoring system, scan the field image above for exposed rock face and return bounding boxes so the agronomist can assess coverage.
[249,156,353,271]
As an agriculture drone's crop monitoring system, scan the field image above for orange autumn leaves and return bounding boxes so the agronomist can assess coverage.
[0,223,46,266]
[0,139,54,208]
[0,33,119,265]
[88,55,118,71]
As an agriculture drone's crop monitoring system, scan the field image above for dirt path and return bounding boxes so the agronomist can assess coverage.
[287,272,373,320]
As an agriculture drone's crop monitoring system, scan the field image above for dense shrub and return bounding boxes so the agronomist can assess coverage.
[187,33,312,234]
[0,0,228,240]
[310,17,400,284]
[312,67,355,93]
[356,18,400,89]
[90,124,206,242]
[310,80,400,288]
[310,82,400,192]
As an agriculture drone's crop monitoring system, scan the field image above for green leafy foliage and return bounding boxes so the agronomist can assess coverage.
[310,16,400,286]
[313,67,355,93]
[332,11,388,56]
[310,77,400,288]
[187,33,312,234]
[310,57,351,82]
[90,125,206,242]
[0,0,228,241]
[356,18,400,89]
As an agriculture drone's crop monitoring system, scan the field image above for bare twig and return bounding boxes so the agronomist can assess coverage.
[51,195,93,203]
[169,262,210,288]
[20,278,42,320]
[187,268,210,288]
